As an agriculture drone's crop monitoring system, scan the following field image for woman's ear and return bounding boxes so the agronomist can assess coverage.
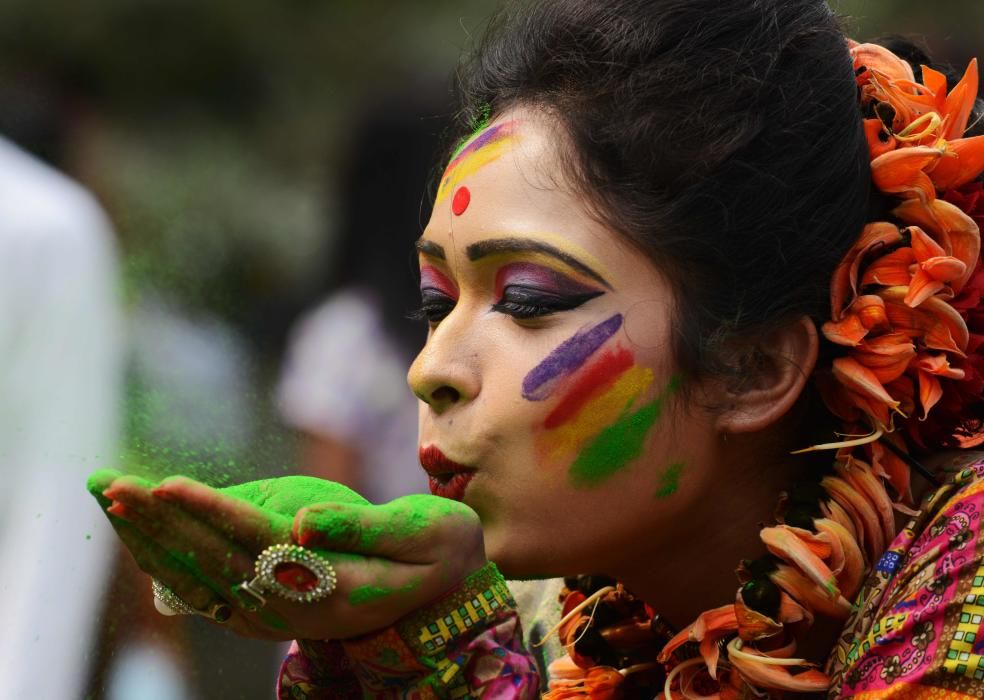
[713,316,818,434]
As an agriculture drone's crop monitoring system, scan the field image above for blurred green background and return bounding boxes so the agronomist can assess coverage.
[0,1,979,697]
[0,0,978,353]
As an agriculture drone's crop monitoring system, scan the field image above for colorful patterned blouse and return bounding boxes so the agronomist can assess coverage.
[278,455,984,699]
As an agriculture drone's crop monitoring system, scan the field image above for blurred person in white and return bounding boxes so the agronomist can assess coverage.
[0,134,126,696]
[277,90,446,503]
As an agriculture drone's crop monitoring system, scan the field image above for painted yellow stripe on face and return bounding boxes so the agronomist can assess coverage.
[505,232,615,287]
[539,364,655,462]
[435,136,518,204]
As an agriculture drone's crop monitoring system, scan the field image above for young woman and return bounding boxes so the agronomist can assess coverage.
[91,0,984,696]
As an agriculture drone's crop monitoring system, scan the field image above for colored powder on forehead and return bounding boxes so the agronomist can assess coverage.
[451,186,471,215]
[655,462,684,498]
[450,104,493,159]
[523,314,624,401]
[567,375,680,488]
[435,121,519,204]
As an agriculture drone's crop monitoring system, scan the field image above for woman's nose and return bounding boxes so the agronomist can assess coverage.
[407,332,480,414]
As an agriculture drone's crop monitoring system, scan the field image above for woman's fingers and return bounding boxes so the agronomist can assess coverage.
[105,477,257,587]
[294,494,484,564]
[153,476,293,551]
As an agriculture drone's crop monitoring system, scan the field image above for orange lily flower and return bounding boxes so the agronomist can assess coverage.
[658,603,737,679]
[814,518,864,601]
[544,661,624,700]
[904,226,968,306]
[820,498,857,541]
[914,352,967,418]
[850,42,914,84]
[882,287,969,354]
[852,332,916,384]
[928,135,984,191]
[725,638,830,694]
[834,459,896,546]
[867,432,912,501]
[941,58,979,141]
[894,198,980,292]
[830,222,904,320]
[759,525,839,599]
[821,474,884,561]
[871,145,944,202]
[864,118,896,159]
[831,356,901,421]
[769,564,852,620]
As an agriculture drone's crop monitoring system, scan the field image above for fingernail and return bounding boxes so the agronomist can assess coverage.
[106,502,132,520]
[152,487,176,502]
[102,487,120,500]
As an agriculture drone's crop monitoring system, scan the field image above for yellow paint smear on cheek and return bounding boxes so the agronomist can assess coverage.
[538,364,654,462]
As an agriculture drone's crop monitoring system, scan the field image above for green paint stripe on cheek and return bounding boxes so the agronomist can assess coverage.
[566,375,680,489]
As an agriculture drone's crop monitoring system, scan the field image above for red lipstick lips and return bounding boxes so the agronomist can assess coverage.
[419,445,475,501]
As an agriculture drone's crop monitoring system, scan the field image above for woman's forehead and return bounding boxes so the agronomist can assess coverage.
[423,111,618,266]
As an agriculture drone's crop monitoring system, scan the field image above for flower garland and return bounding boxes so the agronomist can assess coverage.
[542,41,984,699]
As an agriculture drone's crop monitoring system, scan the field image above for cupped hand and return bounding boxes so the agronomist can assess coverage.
[87,470,487,642]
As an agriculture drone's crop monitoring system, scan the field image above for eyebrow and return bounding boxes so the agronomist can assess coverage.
[415,239,446,260]
[465,238,612,290]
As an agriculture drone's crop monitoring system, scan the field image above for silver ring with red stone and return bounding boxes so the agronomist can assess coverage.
[237,543,337,608]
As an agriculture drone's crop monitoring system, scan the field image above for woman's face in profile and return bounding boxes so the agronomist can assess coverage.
[408,108,721,577]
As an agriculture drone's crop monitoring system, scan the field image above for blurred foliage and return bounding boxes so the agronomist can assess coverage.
[0,0,499,330]
[0,0,979,329]
[0,0,976,378]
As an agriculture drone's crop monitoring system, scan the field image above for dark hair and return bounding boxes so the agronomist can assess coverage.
[455,0,871,381]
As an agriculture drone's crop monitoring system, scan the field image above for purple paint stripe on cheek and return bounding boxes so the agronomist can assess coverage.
[522,313,624,401]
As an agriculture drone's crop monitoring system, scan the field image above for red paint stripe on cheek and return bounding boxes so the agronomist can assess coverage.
[543,346,635,429]
[420,265,459,298]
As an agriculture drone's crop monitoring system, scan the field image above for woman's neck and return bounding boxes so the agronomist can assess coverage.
[613,431,806,632]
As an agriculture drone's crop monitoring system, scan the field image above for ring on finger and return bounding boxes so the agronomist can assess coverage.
[152,578,197,616]
[237,543,337,609]
[203,601,233,623]
[153,579,232,623]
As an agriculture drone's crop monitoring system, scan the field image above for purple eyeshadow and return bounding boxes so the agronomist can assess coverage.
[494,262,603,298]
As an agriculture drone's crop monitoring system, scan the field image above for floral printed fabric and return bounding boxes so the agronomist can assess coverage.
[829,454,984,699]
[277,562,540,698]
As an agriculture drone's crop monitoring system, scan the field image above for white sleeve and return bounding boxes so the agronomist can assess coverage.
[0,173,123,698]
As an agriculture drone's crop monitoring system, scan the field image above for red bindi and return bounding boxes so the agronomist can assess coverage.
[451,186,471,215]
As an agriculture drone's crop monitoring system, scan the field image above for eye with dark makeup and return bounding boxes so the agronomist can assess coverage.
[411,265,459,325]
[413,288,456,324]
[491,262,603,321]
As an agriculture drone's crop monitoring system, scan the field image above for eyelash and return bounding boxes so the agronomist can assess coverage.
[491,287,601,320]
[411,286,601,325]
[409,289,456,324]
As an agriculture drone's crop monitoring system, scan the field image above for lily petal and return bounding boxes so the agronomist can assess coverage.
[894,198,980,292]
[929,135,984,190]
[871,145,944,202]
[814,518,865,601]
[759,526,839,599]
[943,58,979,140]
[851,42,915,83]
[770,564,852,619]
[832,356,901,415]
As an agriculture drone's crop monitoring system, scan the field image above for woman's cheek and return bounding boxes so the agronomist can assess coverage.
[520,313,681,488]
